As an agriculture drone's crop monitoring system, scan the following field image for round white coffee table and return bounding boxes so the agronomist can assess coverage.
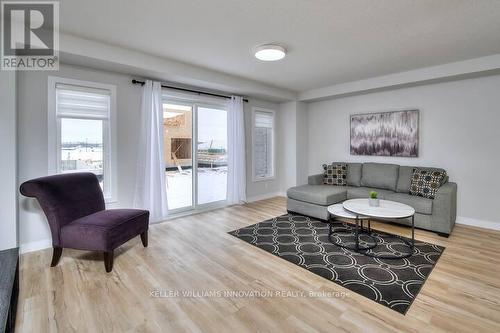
[343,199,416,220]
[328,199,416,258]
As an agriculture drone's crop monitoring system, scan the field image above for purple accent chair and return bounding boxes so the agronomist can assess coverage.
[20,172,149,272]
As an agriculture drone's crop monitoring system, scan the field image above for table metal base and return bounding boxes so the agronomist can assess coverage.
[327,215,415,259]
[327,219,377,252]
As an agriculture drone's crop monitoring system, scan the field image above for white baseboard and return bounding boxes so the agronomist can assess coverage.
[246,191,286,203]
[20,238,52,254]
[456,216,500,231]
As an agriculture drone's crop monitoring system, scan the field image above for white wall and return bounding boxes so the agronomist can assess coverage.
[17,64,284,251]
[307,74,500,225]
[279,102,298,191]
[278,101,309,192]
[295,102,308,186]
[0,71,18,250]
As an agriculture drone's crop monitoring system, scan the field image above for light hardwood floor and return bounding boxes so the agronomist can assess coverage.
[15,197,500,332]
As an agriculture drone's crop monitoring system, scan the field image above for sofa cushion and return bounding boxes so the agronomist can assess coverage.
[397,166,448,193]
[347,163,363,186]
[409,168,447,199]
[287,185,347,206]
[346,187,394,200]
[385,193,433,215]
[361,163,399,191]
[322,163,347,186]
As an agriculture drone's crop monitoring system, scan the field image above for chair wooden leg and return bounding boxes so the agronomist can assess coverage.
[104,250,114,273]
[51,247,62,267]
[140,231,148,247]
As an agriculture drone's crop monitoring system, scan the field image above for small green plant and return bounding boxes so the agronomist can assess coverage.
[370,191,378,199]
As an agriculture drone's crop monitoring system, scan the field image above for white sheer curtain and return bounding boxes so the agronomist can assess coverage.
[133,80,168,222]
[227,96,247,204]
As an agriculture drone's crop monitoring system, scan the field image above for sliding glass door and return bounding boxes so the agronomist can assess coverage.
[163,99,227,213]
[163,103,193,211]
[197,106,228,205]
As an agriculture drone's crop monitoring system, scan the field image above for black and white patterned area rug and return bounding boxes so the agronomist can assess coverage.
[229,214,444,314]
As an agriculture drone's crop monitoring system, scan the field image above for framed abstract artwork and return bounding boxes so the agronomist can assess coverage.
[350,109,419,157]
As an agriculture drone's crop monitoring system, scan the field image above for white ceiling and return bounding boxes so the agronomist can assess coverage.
[59,0,500,92]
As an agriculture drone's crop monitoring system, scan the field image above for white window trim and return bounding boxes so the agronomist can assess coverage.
[252,107,276,182]
[48,76,117,203]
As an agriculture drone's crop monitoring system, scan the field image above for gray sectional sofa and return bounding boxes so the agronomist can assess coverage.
[287,162,457,236]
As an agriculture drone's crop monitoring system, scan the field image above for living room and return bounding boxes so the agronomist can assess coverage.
[1,1,500,332]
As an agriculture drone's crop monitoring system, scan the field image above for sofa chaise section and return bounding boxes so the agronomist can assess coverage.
[287,183,347,220]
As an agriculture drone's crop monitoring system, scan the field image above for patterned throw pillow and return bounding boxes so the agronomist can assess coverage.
[409,168,446,199]
[323,163,347,186]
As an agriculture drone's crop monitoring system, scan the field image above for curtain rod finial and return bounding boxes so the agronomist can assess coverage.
[132,79,146,86]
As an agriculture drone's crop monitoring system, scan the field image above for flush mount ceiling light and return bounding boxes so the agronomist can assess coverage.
[254,44,286,61]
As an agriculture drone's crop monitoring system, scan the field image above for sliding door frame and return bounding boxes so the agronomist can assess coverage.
[162,93,228,216]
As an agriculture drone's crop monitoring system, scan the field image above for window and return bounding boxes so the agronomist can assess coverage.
[253,108,275,181]
[48,77,117,201]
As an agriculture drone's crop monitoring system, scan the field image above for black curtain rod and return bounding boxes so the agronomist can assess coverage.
[131,79,248,103]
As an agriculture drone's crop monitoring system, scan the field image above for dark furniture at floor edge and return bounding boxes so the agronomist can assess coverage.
[0,248,19,333]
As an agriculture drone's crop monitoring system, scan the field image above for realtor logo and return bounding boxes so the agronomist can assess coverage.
[1,1,59,70]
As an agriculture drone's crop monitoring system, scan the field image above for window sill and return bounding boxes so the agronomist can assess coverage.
[253,176,276,183]
[156,201,229,222]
